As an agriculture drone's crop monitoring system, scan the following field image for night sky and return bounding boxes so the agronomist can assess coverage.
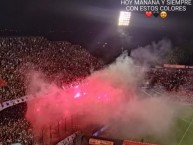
[0,0,193,61]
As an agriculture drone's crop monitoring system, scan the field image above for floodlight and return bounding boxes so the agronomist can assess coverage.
[118,11,131,26]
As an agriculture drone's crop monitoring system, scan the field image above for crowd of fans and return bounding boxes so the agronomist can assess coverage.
[146,68,193,104]
[0,103,33,145]
[0,37,104,145]
[0,37,103,102]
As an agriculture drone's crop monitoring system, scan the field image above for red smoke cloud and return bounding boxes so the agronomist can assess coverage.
[25,53,178,143]
[25,72,134,131]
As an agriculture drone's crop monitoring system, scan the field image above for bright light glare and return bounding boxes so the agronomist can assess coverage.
[118,11,131,26]
[74,92,81,98]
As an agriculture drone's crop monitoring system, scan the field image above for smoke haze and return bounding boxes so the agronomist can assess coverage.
[25,50,180,141]
[131,38,172,65]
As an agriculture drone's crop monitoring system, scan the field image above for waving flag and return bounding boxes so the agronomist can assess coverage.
[0,79,6,87]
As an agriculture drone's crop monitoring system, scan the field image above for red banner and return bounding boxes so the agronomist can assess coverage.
[89,138,114,145]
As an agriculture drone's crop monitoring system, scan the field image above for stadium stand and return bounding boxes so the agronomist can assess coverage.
[1,37,193,145]
[0,37,104,145]
[0,37,103,102]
